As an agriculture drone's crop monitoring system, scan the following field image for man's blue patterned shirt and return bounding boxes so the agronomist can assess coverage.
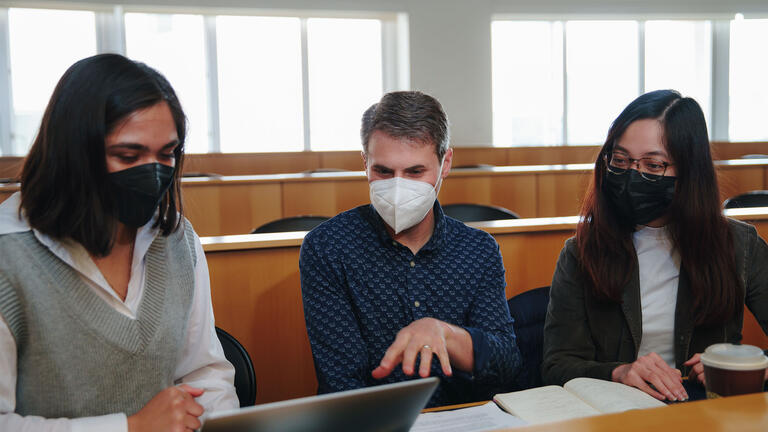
[299,202,522,407]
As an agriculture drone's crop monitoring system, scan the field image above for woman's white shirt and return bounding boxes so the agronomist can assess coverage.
[0,193,238,432]
[633,224,681,367]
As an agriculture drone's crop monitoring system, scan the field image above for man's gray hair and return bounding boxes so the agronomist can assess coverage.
[360,91,450,160]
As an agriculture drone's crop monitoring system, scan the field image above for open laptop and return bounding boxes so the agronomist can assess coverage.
[202,377,439,432]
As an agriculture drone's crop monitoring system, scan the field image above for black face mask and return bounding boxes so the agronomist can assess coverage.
[108,162,175,227]
[603,169,676,226]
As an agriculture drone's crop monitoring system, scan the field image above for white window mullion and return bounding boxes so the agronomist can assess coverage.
[711,20,730,142]
[638,21,646,95]
[0,9,13,156]
[203,15,221,152]
[561,21,568,146]
[94,6,125,54]
[300,17,311,151]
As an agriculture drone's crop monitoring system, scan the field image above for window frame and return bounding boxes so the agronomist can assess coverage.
[0,4,405,155]
[491,13,740,146]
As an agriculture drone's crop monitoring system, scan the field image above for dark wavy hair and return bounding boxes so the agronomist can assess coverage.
[20,53,187,257]
[361,91,450,160]
[577,89,741,325]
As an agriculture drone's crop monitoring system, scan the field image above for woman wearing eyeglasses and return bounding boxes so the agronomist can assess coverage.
[542,89,768,401]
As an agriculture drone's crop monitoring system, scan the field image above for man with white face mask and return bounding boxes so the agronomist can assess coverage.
[300,91,522,407]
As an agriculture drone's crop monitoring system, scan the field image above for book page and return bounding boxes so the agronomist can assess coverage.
[493,386,600,424]
[563,377,666,414]
[409,402,528,432]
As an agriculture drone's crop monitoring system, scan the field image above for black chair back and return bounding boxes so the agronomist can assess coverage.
[443,203,520,222]
[216,327,257,407]
[507,286,551,390]
[723,191,768,209]
[251,216,330,234]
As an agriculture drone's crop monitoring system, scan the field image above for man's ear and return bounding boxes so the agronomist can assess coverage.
[441,148,454,179]
[361,151,368,170]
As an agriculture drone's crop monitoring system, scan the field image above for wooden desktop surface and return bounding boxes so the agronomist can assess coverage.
[202,209,768,405]
[2,158,767,237]
[509,392,768,432]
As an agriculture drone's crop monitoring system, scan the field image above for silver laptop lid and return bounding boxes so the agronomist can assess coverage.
[202,377,439,432]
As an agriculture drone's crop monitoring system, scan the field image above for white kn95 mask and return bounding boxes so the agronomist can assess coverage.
[369,161,444,234]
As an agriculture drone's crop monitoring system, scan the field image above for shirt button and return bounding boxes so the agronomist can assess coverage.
[410,261,415,267]
[392,241,397,246]
[414,301,421,307]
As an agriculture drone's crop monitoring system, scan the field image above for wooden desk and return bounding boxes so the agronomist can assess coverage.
[2,159,768,237]
[182,158,768,236]
[509,392,768,431]
[202,209,768,405]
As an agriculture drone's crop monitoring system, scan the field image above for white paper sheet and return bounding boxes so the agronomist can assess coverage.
[410,402,528,432]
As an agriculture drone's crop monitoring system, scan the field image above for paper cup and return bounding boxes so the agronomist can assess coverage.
[700,343,768,399]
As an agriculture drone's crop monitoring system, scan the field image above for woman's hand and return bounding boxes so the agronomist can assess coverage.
[127,384,205,432]
[612,352,688,401]
[683,353,705,384]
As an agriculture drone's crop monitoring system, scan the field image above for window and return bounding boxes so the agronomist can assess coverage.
[125,13,210,154]
[216,16,304,153]
[0,6,395,155]
[492,21,563,146]
[566,21,638,145]
[307,18,383,151]
[729,18,768,141]
[7,8,97,154]
[645,21,712,125]
[492,18,716,146]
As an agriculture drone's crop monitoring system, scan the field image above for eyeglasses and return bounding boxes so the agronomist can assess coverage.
[604,151,673,181]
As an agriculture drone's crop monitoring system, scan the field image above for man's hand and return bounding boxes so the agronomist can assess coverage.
[612,352,687,401]
[371,317,473,380]
[127,384,205,432]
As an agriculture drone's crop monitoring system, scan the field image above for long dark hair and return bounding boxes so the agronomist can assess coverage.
[20,54,187,257]
[577,89,741,325]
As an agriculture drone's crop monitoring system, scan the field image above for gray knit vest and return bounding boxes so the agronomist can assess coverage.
[0,221,196,418]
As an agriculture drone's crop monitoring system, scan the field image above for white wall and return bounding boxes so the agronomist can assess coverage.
[10,0,768,146]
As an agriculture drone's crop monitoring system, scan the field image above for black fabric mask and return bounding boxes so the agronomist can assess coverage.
[108,162,175,227]
[603,169,676,226]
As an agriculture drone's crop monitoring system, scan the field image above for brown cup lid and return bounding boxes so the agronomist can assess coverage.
[700,343,768,371]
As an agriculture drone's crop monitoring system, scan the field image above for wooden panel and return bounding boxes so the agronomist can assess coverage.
[184,152,321,176]
[717,166,765,203]
[439,174,538,218]
[0,156,23,179]
[536,172,591,217]
[495,230,572,297]
[318,151,363,171]
[183,183,282,236]
[506,146,600,166]
[282,179,369,218]
[206,247,317,405]
[451,147,508,168]
[712,141,768,160]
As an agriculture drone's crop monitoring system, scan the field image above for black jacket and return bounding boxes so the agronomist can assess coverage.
[542,218,768,385]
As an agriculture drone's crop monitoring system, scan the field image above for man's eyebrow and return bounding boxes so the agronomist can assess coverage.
[372,164,393,170]
[404,165,426,171]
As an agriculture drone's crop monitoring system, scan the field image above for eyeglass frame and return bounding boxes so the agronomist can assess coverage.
[603,151,674,182]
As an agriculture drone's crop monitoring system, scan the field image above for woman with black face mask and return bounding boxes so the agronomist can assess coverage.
[542,89,768,402]
[0,54,238,431]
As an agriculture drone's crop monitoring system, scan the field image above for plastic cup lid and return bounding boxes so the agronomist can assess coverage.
[700,343,768,371]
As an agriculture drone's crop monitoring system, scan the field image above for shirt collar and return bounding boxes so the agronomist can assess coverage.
[364,200,448,253]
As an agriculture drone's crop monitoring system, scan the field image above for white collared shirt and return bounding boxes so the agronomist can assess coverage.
[0,192,238,432]
[633,224,680,367]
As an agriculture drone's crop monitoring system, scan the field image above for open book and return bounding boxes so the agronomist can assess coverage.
[493,377,666,424]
